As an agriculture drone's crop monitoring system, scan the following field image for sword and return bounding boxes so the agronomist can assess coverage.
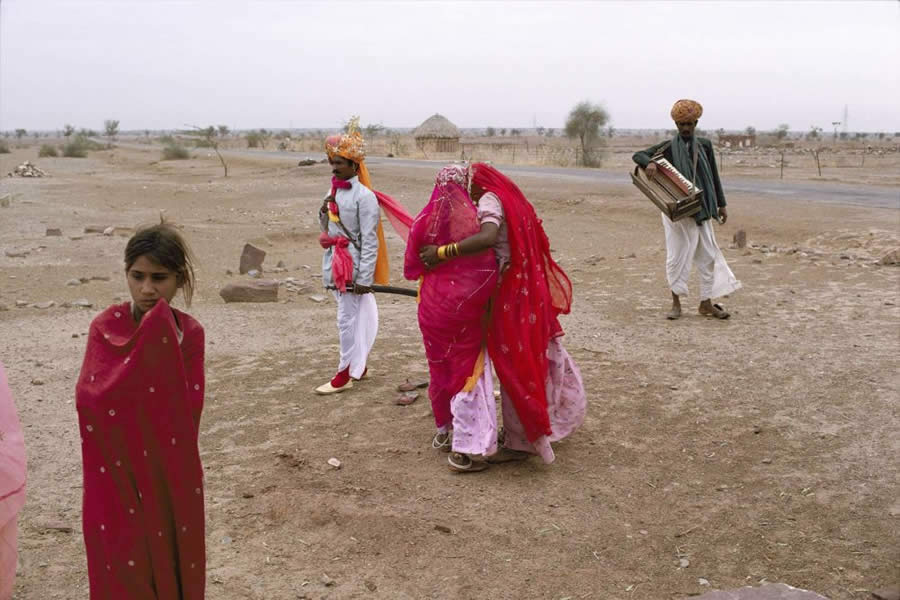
[371,284,418,298]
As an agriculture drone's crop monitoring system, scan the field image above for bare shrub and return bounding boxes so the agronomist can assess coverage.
[162,143,190,160]
[38,144,58,158]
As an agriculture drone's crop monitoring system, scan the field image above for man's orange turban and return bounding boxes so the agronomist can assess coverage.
[325,117,366,163]
[670,99,703,123]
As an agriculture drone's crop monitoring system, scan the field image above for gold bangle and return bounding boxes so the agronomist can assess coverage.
[437,245,447,261]
[451,243,460,257]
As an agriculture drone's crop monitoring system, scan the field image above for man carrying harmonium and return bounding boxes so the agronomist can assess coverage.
[632,99,741,320]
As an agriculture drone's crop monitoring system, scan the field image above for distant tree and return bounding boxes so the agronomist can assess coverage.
[536,126,545,136]
[745,126,756,136]
[217,125,229,137]
[606,125,615,137]
[364,123,384,137]
[877,132,885,140]
[15,129,26,139]
[63,124,75,137]
[187,124,228,177]
[486,127,496,137]
[564,101,609,167]
[774,124,789,140]
[499,128,507,136]
[807,126,822,140]
[510,128,521,136]
[104,119,119,138]
[545,128,555,137]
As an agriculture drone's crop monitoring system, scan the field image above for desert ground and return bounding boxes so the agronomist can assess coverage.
[1,137,898,600]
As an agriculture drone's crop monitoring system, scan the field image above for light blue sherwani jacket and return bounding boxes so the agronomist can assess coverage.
[318,176,380,289]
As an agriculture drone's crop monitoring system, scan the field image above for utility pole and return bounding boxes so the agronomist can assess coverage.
[831,121,841,143]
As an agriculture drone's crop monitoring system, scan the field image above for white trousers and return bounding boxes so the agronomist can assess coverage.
[332,291,378,379]
[662,215,741,301]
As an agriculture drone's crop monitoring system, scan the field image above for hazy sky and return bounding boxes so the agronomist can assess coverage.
[2,0,898,133]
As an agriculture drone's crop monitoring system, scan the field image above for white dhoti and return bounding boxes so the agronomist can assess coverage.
[332,291,378,379]
[662,214,741,300]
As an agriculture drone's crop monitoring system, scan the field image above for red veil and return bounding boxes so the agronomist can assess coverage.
[404,166,498,429]
[471,163,573,443]
[76,300,205,599]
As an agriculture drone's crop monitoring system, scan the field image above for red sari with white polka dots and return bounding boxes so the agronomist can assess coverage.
[76,300,205,599]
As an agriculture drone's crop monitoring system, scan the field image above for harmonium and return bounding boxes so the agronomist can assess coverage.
[631,157,703,222]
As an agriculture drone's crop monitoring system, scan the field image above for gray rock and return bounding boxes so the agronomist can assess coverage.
[32,301,55,309]
[246,269,262,278]
[4,249,29,258]
[239,243,266,274]
[46,228,63,237]
[308,295,326,303]
[276,260,286,268]
[84,225,108,233]
[219,280,278,303]
[66,278,81,286]
[103,226,115,236]
[692,583,829,600]
[320,574,335,587]
[71,299,93,308]
[878,249,900,266]
[15,300,28,308]
[90,275,111,281]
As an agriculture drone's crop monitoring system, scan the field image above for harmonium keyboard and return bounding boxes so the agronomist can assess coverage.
[631,157,703,222]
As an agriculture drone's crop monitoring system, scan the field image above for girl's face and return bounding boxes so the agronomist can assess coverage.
[126,255,181,319]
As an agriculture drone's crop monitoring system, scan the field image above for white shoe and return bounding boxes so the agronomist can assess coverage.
[315,380,353,395]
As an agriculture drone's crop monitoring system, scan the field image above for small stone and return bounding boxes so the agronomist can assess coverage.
[365,580,377,592]
[878,249,900,266]
[242,492,255,499]
[309,295,326,303]
[221,536,232,544]
[753,425,762,434]
[434,524,452,534]
[66,278,81,286]
[71,299,93,308]
[0,194,9,208]
[679,558,690,568]
[72,333,79,338]
[219,280,278,303]
[90,275,111,281]
[225,269,233,276]
[239,243,266,274]
[327,457,342,469]
[752,258,763,264]
[103,226,115,236]
[31,379,45,386]
[699,578,710,586]
[84,225,107,233]
[4,249,29,258]
[761,458,772,464]
[247,269,261,278]
[69,235,83,241]
[276,260,286,268]
[733,229,747,248]
[321,574,335,587]
[32,301,55,309]
[15,300,28,308]
[46,228,62,237]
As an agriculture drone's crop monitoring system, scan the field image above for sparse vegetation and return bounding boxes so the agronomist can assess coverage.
[774,124,790,140]
[564,100,609,167]
[63,135,90,157]
[186,125,228,176]
[0,140,10,154]
[38,144,58,157]
[63,124,75,137]
[162,142,190,160]
[15,129,27,140]
[486,127,496,137]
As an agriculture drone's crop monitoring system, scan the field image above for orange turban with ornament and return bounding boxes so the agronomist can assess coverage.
[670,99,703,123]
[325,128,366,164]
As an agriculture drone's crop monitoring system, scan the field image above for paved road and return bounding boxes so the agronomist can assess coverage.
[121,141,900,209]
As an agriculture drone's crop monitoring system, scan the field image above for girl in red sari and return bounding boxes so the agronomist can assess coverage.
[76,222,205,599]
[418,163,586,469]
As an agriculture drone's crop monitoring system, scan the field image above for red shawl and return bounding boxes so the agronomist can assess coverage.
[471,163,573,443]
[404,167,497,429]
[76,300,205,599]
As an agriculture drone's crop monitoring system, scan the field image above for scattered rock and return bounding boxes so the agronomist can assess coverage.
[103,226,115,236]
[297,159,318,167]
[31,379,45,386]
[70,299,93,308]
[15,300,28,308]
[365,580,377,592]
[872,586,900,600]
[45,228,62,237]
[8,161,47,178]
[239,243,266,274]
[69,235,83,241]
[761,458,772,464]
[221,536,232,544]
[225,269,233,275]
[679,558,690,568]
[699,578,710,586]
[4,249,29,258]
[733,229,747,248]
[434,524,452,534]
[877,249,900,266]
[84,225,107,234]
[692,582,829,599]
[219,281,278,303]
[320,574,335,587]
[619,252,637,259]
[327,458,342,469]
[752,258,763,264]
[0,194,10,208]
[66,278,81,286]
[276,260,286,268]
[308,295,326,303]
[90,275,111,282]
[35,521,73,534]
[31,301,55,309]
[247,269,262,278]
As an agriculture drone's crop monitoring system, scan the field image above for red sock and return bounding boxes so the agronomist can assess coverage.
[330,366,351,388]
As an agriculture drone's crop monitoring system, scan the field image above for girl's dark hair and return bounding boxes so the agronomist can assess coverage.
[124,220,196,306]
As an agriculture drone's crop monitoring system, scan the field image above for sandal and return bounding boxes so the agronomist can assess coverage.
[398,378,429,392]
[486,447,531,464]
[700,303,730,319]
[448,452,489,473]
[431,431,452,452]
[395,391,419,406]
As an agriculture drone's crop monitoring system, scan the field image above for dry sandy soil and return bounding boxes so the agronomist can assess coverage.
[1,142,898,600]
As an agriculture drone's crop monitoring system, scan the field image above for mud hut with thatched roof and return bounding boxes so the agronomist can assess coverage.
[414,114,460,154]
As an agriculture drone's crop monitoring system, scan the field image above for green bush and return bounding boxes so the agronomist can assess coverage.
[38,144,58,157]
[158,134,175,145]
[162,143,190,160]
[63,137,89,157]
[0,140,9,154]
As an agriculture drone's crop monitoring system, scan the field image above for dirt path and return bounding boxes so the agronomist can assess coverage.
[1,145,898,599]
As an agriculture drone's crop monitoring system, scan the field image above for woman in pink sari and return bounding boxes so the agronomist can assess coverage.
[405,165,499,470]
[417,163,586,470]
[0,361,26,600]
[76,222,205,599]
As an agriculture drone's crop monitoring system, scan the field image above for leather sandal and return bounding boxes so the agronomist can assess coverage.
[432,431,452,452]
[448,452,489,473]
